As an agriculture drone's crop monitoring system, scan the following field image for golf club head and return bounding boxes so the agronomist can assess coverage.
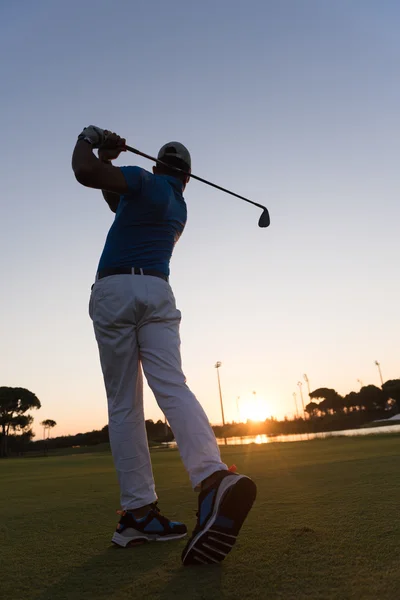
[258,208,270,228]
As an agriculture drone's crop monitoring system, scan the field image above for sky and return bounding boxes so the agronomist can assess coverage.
[1,0,399,437]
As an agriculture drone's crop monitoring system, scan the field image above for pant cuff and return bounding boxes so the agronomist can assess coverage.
[122,494,158,511]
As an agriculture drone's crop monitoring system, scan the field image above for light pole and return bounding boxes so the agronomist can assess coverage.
[303,374,311,396]
[297,381,305,418]
[215,362,226,426]
[357,379,363,389]
[293,392,299,418]
[374,360,384,386]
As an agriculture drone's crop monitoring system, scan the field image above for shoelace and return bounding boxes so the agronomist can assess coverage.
[151,502,161,513]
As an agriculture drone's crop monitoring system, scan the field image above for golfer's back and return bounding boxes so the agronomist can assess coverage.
[98,167,187,276]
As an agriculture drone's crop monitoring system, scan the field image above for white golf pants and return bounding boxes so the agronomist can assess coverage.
[89,273,227,510]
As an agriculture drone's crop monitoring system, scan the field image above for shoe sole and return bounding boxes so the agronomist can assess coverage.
[112,530,187,548]
[182,475,257,566]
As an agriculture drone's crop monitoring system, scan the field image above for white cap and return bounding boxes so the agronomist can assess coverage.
[157,142,191,171]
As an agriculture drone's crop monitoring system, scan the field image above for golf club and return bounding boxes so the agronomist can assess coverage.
[124,145,270,228]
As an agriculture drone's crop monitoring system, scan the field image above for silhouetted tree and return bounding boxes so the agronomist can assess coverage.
[0,387,40,457]
[382,380,400,411]
[145,419,173,442]
[343,391,361,412]
[305,402,319,417]
[41,419,57,439]
[8,428,35,455]
[309,388,344,414]
[357,385,388,411]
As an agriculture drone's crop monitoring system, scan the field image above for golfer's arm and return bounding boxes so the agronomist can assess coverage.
[72,140,128,194]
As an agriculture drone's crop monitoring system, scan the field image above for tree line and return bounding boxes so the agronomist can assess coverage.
[0,386,174,456]
[1,379,399,456]
[305,381,400,416]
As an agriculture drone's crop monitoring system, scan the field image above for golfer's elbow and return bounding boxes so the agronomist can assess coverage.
[73,165,96,187]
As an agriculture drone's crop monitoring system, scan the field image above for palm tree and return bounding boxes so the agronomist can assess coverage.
[41,419,57,439]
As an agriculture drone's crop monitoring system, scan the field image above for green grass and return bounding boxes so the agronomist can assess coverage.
[1,436,400,600]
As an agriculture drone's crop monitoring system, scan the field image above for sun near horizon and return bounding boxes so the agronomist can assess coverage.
[238,392,273,424]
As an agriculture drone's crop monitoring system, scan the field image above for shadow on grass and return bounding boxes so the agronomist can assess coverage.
[35,542,223,600]
[34,544,159,600]
[156,563,223,600]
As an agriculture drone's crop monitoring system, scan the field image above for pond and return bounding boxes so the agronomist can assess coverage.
[215,423,400,445]
[162,423,400,448]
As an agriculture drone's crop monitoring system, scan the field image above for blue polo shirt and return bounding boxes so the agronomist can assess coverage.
[97,167,187,276]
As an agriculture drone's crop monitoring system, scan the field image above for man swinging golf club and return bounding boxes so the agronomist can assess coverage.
[72,125,257,565]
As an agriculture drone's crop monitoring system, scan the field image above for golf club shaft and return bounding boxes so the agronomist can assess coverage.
[125,145,266,211]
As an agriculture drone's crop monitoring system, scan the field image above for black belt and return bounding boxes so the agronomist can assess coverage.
[96,267,168,282]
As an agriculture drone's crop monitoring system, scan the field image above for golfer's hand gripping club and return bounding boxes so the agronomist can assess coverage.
[78,125,127,163]
[78,125,107,148]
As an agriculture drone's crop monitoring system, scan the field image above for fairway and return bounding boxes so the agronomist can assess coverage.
[1,436,400,600]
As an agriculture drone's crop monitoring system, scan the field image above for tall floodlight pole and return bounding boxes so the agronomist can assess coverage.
[374,360,384,386]
[293,392,299,418]
[297,381,305,418]
[357,379,363,389]
[215,362,226,426]
[303,374,311,396]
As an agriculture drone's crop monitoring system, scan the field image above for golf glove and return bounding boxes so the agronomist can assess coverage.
[78,125,107,148]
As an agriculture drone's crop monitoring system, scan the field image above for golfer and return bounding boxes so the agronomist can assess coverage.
[72,126,256,565]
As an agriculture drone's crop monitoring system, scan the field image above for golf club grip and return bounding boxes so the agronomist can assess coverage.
[124,145,267,212]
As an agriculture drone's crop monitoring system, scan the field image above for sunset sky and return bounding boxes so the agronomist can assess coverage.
[1,0,399,437]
